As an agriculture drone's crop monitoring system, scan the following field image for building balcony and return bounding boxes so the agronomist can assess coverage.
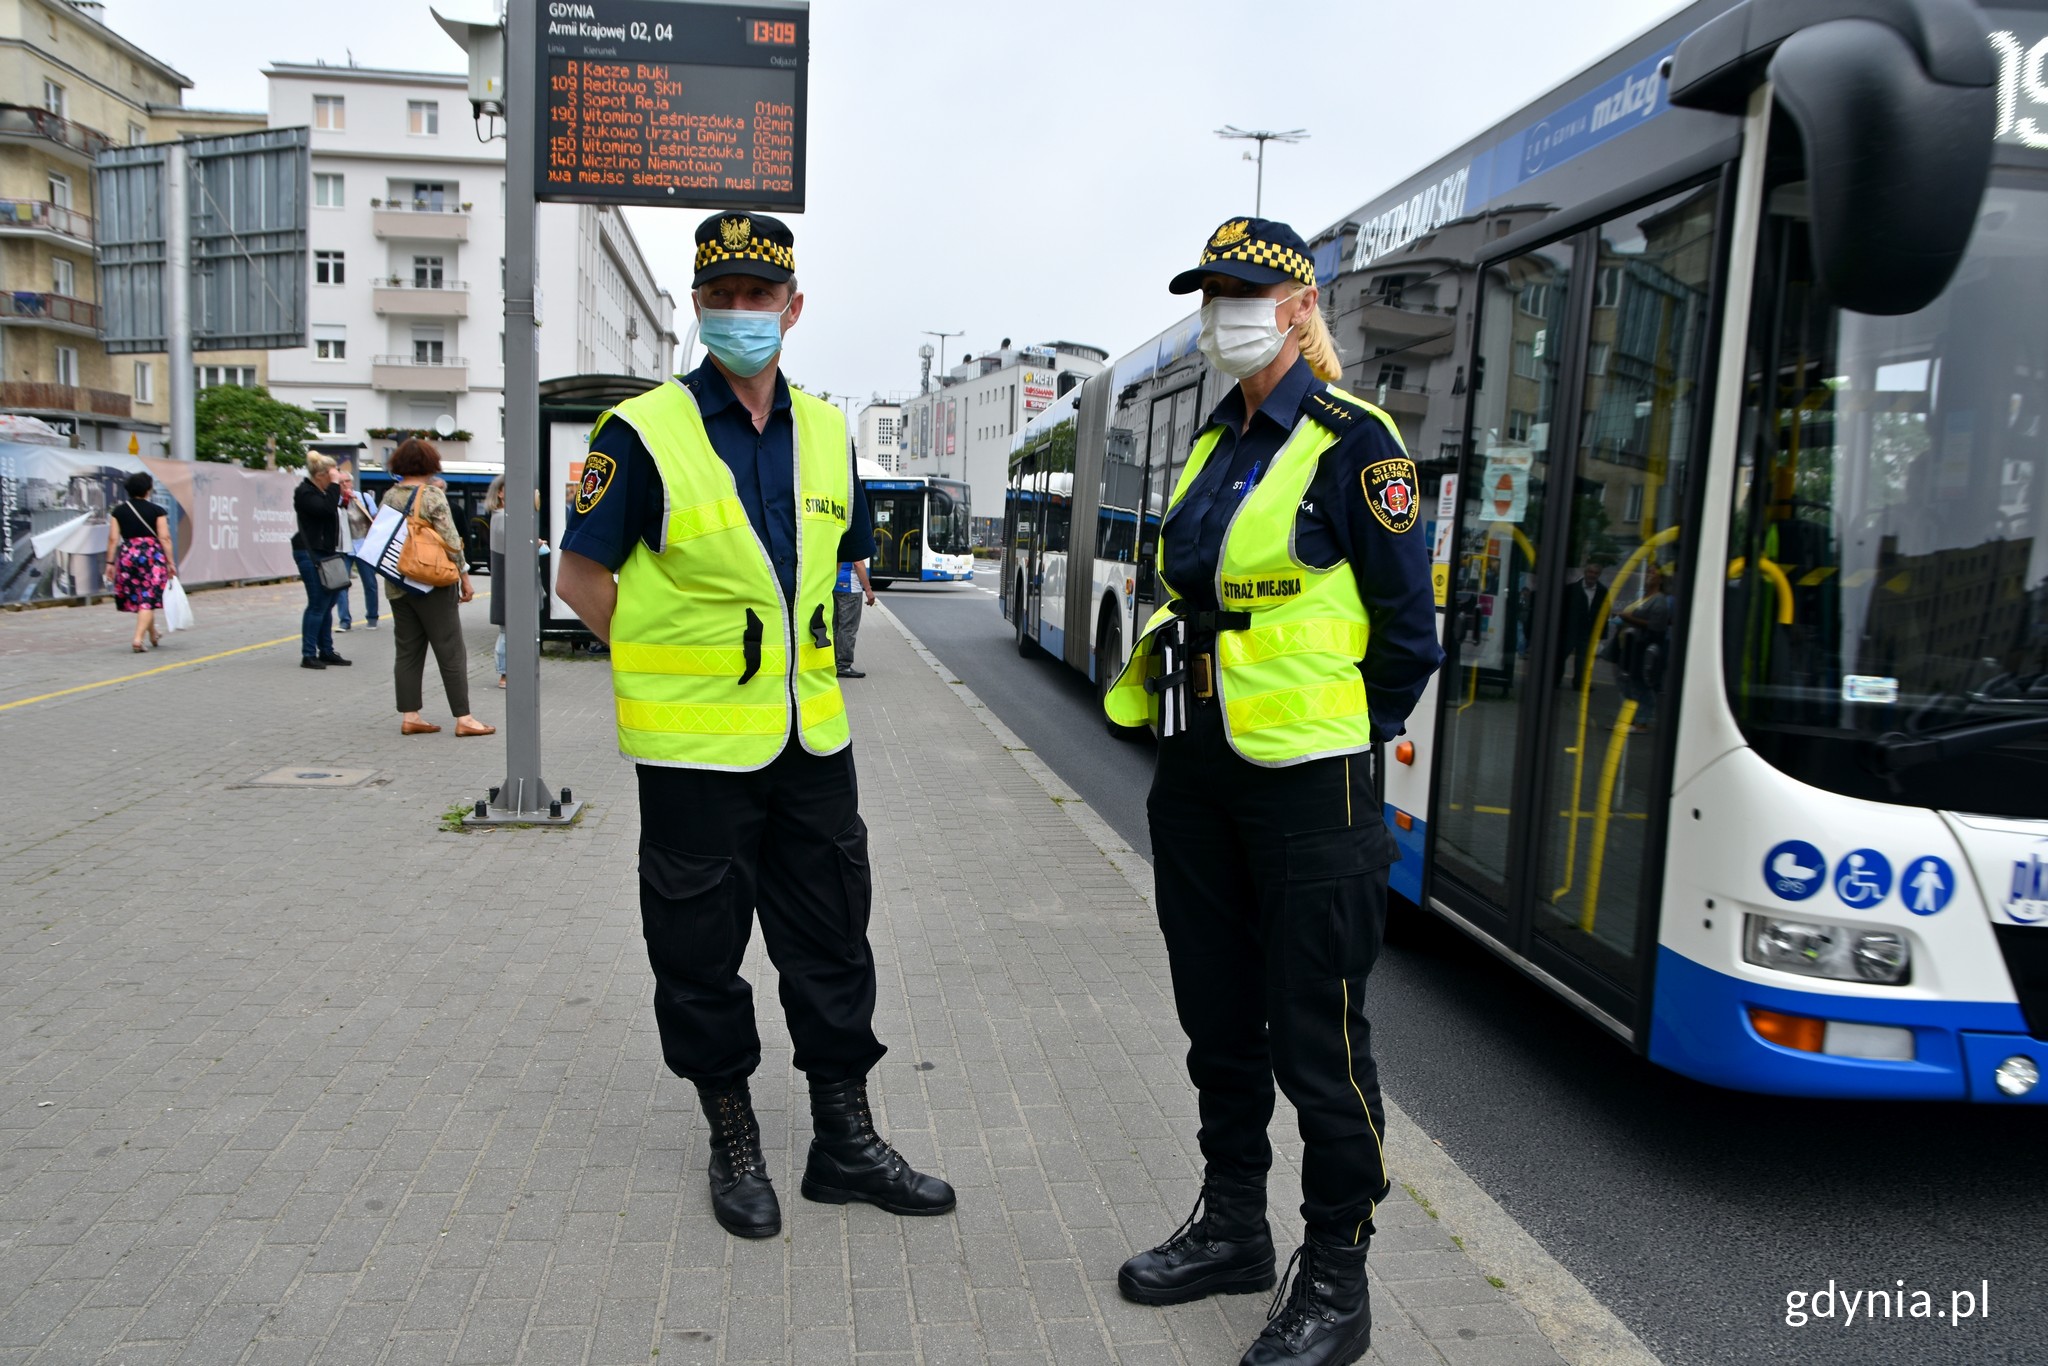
[371,202,470,242]
[1364,383,1434,419]
[1357,300,1457,358]
[0,198,93,246]
[372,279,469,317]
[0,291,100,335]
[371,355,468,393]
[0,104,115,166]
[0,380,131,419]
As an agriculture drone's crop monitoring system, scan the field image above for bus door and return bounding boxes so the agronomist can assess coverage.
[1428,185,1722,1028]
[1134,385,1201,623]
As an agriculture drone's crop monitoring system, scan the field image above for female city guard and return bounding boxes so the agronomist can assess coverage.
[1105,216,1443,1366]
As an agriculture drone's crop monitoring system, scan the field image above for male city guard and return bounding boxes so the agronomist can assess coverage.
[555,212,953,1238]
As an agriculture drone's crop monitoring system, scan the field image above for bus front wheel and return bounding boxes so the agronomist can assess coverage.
[1014,582,1038,658]
[1098,613,1142,741]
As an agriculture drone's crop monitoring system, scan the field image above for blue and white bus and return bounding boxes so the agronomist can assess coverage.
[861,464,974,587]
[1004,0,2048,1102]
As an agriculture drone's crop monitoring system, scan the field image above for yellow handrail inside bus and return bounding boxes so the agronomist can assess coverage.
[1727,555,1795,625]
[1581,698,1640,933]
[1552,524,1681,912]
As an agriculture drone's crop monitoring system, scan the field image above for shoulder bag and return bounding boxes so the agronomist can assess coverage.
[395,487,462,588]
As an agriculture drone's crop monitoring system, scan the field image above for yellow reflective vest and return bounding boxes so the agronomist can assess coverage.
[601,378,851,770]
[1105,386,1403,766]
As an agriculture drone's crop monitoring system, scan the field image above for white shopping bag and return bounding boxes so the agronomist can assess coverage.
[355,502,439,595]
[161,578,194,632]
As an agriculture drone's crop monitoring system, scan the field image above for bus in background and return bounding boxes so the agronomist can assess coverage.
[1004,0,2048,1103]
[862,461,974,587]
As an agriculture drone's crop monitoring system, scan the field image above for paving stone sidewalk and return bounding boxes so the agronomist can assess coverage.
[0,586,1608,1365]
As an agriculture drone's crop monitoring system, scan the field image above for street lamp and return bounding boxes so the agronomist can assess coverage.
[1214,126,1308,215]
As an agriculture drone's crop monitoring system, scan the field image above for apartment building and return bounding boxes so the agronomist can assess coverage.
[855,399,900,473]
[264,61,677,470]
[0,0,194,450]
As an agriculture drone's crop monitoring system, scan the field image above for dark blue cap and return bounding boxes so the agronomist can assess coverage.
[1168,216,1317,294]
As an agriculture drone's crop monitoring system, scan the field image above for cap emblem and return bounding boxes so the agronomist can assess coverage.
[1211,219,1251,250]
[720,216,752,250]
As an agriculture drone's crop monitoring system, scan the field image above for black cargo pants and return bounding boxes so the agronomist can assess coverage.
[1148,701,1395,1247]
[635,739,886,1088]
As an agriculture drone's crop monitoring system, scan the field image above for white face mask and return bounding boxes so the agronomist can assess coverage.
[1197,290,1303,378]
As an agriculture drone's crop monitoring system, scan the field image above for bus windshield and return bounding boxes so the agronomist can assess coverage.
[928,481,972,554]
[1727,169,2048,817]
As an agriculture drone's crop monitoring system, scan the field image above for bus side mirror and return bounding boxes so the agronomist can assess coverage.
[1668,0,1997,317]
[1768,18,1995,315]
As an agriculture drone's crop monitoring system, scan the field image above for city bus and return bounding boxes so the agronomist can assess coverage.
[862,465,974,586]
[1003,0,2048,1102]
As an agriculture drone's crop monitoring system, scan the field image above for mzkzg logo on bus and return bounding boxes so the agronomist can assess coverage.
[2007,844,2048,924]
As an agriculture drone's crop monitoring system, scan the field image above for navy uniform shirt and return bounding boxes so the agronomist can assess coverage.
[558,360,874,604]
[1160,356,1444,739]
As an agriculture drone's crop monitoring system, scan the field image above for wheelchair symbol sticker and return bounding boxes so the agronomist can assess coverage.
[1903,856,1956,916]
[1764,840,1826,901]
[1833,849,1892,909]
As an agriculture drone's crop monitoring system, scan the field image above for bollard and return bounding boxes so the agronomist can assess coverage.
[549,799,562,819]
[560,787,572,804]
[473,799,487,819]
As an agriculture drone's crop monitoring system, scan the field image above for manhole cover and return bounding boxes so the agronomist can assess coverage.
[240,766,380,789]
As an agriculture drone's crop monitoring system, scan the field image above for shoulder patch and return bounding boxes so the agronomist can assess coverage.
[1361,456,1420,534]
[1301,388,1368,432]
[574,451,618,516]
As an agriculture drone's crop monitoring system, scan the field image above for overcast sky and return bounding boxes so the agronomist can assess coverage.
[106,0,1692,405]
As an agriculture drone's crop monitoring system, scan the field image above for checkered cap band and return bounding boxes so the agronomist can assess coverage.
[694,237,796,274]
[1199,238,1314,287]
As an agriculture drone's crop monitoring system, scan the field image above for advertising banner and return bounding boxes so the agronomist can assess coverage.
[0,442,301,604]
[1021,369,1058,414]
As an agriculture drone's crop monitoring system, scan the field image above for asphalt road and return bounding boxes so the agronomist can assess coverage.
[885,578,2048,1366]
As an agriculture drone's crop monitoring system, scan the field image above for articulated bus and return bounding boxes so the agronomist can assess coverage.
[1004,0,2048,1101]
[861,464,974,587]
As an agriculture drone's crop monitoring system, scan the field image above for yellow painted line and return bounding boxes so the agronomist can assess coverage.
[0,634,299,713]
[1797,566,1837,587]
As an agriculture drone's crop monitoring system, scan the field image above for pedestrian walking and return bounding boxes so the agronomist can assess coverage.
[834,557,875,678]
[1103,216,1444,1366]
[104,470,175,653]
[1614,563,1675,732]
[384,438,494,737]
[488,478,507,688]
[291,454,350,670]
[555,211,952,1242]
[336,469,380,631]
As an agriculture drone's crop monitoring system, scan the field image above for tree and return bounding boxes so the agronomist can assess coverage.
[194,384,321,470]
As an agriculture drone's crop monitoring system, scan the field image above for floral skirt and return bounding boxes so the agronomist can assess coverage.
[114,536,169,612]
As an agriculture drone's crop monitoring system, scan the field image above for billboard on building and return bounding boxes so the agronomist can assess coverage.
[95,127,312,354]
[1021,369,1058,414]
[946,399,956,456]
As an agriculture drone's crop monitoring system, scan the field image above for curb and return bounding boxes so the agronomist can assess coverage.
[872,601,1661,1366]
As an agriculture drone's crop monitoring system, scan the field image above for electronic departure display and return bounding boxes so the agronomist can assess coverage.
[537,0,808,211]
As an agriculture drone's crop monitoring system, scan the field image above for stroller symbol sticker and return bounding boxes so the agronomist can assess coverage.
[1833,850,1892,909]
[1764,840,1825,902]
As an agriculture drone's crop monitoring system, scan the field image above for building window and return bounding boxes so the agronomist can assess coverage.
[412,255,444,289]
[1507,409,1535,443]
[414,338,445,364]
[1375,362,1407,392]
[1586,342,1611,377]
[134,362,154,404]
[1595,266,1623,309]
[1518,282,1553,316]
[407,101,439,136]
[128,122,146,146]
[47,173,71,209]
[54,346,78,385]
[1623,482,1645,522]
[196,365,256,389]
[877,417,895,444]
[1512,340,1537,379]
[313,95,345,130]
[314,173,344,208]
[314,250,345,285]
[315,337,346,361]
[1375,274,1408,308]
[51,256,74,296]
[409,182,448,212]
[313,404,347,434]
[43,80,65,117]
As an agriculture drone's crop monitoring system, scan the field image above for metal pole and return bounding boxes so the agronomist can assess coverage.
[486,0,561,820]
[165,142,194,460]
[1254,140,1265,215]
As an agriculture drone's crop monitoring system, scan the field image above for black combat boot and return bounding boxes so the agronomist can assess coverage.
[1239,1234,1372,1366]
[799,1078,956,1215]
[697,1082,780,1239]
[1117,1179,1275,1305]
